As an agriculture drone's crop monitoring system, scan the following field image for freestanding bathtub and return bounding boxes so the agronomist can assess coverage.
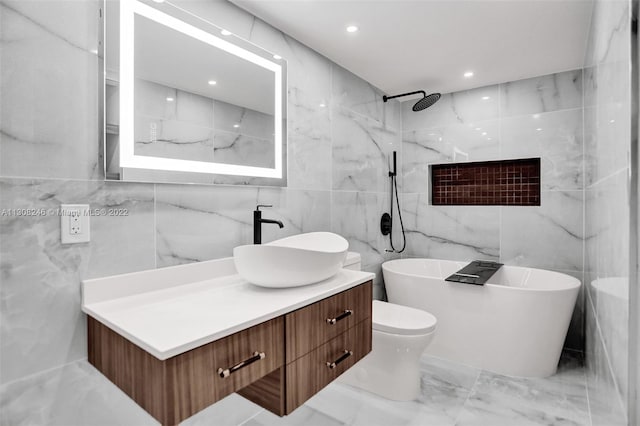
[382,258,580,377]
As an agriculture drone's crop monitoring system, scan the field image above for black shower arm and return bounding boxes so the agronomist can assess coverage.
[383,90,427,102]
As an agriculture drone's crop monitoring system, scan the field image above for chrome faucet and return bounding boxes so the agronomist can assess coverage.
[253,205,284,244]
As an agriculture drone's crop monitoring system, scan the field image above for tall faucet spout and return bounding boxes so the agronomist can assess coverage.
[253,205,284,244]
[261,219,284,228]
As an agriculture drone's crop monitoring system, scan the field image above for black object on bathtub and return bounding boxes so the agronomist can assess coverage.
[445,260,504,285]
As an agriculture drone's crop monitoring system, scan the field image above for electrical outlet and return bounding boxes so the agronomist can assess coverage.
[61,204,90,244]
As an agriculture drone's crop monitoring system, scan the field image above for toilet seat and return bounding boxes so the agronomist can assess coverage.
[372,300,437,336]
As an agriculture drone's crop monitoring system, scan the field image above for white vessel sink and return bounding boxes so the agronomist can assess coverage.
[233,232,349,288]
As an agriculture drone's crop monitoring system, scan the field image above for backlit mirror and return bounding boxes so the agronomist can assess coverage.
[103,0,287,185]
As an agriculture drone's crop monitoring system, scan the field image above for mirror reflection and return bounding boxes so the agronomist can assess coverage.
[104,0,286,185]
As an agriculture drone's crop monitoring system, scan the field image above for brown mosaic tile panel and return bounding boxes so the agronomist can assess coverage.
[431,158,540,206]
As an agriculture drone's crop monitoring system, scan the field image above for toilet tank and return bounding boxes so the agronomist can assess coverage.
[343,252,361,271]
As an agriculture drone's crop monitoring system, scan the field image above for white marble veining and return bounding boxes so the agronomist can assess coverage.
[402,120,500,193]
[583,0,631,422]
[0,351,590,426]
[0,178,155,384]
[499,69,583,117]
[501,191,584,272]
[500,108,584,190]
[332,107,400,192]
[402,85,499,132]
[0,0,100,180]
[401,193,500,261]
[155,185,331,267]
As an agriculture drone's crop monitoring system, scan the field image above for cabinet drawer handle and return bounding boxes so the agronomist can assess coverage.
[326,350,353,369]
[217,351,265,378]
[326,309,353,325]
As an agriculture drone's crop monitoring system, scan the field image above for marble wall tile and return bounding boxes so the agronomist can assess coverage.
[330,191,389,271]
[593,101,630,182]
[590,170,629,280]
[584,0,630,67]
[500,109,584,190]
[0,0,100,180]
[257,189,332,243]
[402,85,499,132]
[583,0,632,421]
[401,193,500,261]
[155,184,263,266]
[155,185,330,267]
[332,107,400,192]
[500,191,583,271]
[287,130,332,191]
[499,69,583,117]
[585,294,627,426]
[402,120,500,193]
[332,65,386,125]
[0,178,155,384]
[583,106,597,187]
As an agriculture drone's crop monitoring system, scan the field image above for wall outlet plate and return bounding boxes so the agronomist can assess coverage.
[60,204,90,244]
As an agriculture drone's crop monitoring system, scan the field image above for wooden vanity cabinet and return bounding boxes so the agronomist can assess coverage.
[88,280,372,425]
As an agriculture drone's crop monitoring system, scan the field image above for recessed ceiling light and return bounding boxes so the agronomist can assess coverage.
[475,127,481,131]
[464,71,474,78]
[273,54,282,60]
[166,97,174,102]
[482,96,490,100]
[208,80,217,85]
[481,132,487,136]
[221,29,232,36]
[536,128,543,131]
[533,114,540,119]
[233,124,240,128]
[319,103,326,108]
[610,119,616,123]
[346,25,359,33]
[487,137,492,141]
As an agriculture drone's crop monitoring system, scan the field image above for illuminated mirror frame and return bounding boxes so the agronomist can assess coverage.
[119,0,284,179]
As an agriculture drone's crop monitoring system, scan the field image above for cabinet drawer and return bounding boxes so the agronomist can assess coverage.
[285,281,372,362]
[285,317,372,412]
[168,316,284,423]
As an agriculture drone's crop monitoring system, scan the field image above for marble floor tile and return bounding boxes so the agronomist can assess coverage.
[0,361,158,426]
[0,351,591,426]
[455,364,590,426]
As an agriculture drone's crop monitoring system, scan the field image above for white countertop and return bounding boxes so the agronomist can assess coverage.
[82,257,373,360]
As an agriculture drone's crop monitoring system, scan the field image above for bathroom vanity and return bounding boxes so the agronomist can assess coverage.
[82,258,373,425]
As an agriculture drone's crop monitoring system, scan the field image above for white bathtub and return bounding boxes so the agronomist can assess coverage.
[382,258,580,377]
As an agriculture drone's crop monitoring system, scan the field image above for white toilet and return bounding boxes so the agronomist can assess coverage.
[340,253,437,401]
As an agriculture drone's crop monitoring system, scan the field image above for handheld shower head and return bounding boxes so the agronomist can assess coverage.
[383,90,441,111]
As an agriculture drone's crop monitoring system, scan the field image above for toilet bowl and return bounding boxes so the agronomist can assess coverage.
[340,253,438,401]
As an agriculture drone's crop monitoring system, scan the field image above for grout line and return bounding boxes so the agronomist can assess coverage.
[0,357,88,389]
[453,369,482,424]
[586,167,629,189]
[584,353,594,426]
[236,408,265,426]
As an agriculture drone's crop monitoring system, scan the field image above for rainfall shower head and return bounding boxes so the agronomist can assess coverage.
[383,90,441,111]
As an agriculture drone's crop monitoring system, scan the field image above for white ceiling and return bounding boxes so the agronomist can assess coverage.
[230,0,593,96]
